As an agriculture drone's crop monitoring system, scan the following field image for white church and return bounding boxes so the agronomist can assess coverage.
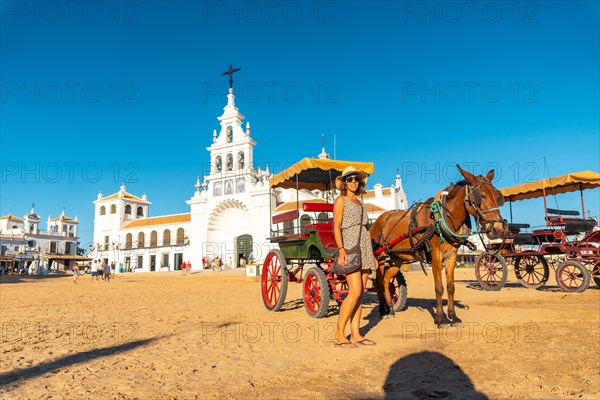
[92,86,409,272]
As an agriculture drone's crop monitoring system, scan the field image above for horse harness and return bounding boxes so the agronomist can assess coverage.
[376,180,502,273]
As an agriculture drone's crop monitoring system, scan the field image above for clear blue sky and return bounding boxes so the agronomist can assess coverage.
[1,0,599,247]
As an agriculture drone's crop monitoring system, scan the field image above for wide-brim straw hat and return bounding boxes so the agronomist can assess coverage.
[335,166,368,190]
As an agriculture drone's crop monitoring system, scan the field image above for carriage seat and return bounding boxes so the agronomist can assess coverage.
[302,202,334,213]
[545,208,597,233]
[506,223,536,244]
[564,218,598,235]
[303,222,337,249]
[547,208,580,216]
[508,223,530,232]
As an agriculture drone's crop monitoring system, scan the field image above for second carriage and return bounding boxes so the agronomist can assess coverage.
[475,171,600,292]
[260,158,408,318]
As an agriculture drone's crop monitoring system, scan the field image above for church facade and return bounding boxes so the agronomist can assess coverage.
[91,87,409,272]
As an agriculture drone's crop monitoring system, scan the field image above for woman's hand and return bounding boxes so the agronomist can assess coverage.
[338,248,347,266]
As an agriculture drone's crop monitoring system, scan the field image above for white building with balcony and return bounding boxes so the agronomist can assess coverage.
[0,207,85,274]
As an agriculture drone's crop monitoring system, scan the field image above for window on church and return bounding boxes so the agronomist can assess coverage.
[150,231,158,247]
[317,212,328,223]
[163,230,171,246]
[110,204,117,214]
[215,156,222,173]
[100,206,106,215]
[137,232,145,248]
[137,207,144,217]
[50,241,57,253]
[125,233,133,250]
[226,126,233,142]
[237,152,245,170]
[29,224,34,233]
[125,204,132,214]
[300,214,312,233]
[176,228,185,245]
[283,220,294,235]
[226,154,233,171]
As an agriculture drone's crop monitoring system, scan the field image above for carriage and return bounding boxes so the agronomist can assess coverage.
[475,171,600,293]
[260,158,408,318]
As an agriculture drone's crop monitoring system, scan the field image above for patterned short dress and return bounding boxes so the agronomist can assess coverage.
[341,197,376,271]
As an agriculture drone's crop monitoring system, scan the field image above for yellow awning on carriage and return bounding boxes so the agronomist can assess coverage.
[499,171,600,202]
[270,158,375,190]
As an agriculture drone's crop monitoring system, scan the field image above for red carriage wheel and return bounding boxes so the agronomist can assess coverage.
[261,249,288,311]
[388,273,408,312]
[475,251,508,291]
[592,263,600,288]
[555,260,591,293]
[514,252,549,289]
[303,267,330,318]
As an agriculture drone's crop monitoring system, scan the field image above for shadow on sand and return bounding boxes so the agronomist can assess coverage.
[0,338,156,388]
[378,351,488,400]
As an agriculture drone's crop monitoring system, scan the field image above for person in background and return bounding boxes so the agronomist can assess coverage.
[73,262,79,284]
[103,260,111,282]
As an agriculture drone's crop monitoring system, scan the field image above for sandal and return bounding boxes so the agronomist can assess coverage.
[334,341,358,349]
[352,338,377,346]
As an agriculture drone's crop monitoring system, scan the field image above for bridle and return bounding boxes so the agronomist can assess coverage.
[464,181,505,233]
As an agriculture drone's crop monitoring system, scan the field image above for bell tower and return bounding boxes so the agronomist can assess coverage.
[205,67,257,196]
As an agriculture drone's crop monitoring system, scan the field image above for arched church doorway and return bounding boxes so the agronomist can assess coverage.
[235,234,253,268]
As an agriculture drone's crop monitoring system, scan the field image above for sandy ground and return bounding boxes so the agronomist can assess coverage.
[0,267,599,400]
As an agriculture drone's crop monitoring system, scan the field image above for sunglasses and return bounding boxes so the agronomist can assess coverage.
[344,175,362,183]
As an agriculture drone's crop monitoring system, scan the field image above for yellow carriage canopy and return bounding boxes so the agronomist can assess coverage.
[500,171,600,202]
[269,158,375,191]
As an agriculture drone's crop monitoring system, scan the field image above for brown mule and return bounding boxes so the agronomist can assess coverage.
[370,165,507,327]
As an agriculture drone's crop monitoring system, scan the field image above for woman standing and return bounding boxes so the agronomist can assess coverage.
[72,262,79,284]
[333,166,377,348]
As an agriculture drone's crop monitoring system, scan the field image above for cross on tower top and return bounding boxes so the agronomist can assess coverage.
[220,64,241,89]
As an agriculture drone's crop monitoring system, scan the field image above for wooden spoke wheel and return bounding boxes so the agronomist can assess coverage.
[388,272,408,312]
[592,263,600,288]
[514,252,549,289]
[261,249,288,311]
[555,260,590,293]
[303,267,330,318]
[475,251,508,291]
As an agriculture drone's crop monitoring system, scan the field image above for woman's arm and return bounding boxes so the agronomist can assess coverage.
[333,196,347,266]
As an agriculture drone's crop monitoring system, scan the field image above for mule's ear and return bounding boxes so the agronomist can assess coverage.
[485,169,495,182]
[457,164,476,184]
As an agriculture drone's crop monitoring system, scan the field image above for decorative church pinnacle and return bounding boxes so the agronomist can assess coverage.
[245,122,251,136]
[213,129,217,144]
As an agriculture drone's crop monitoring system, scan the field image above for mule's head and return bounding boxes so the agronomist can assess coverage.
[457,165,508,239]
